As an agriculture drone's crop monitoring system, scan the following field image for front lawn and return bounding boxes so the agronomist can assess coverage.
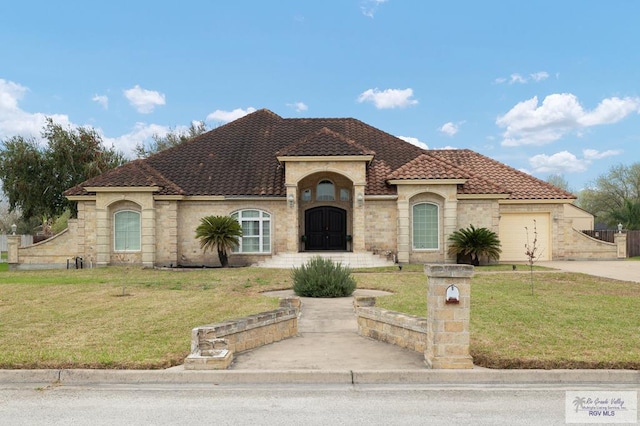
[0,266,638,369]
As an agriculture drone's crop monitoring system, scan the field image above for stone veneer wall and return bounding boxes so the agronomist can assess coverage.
[11,221,80,269]
[185,297,300,370]
[354,296,427,353]
[561,228,619,260]
[456,199,499,233]
[364,199,397,255]
[176,199,289,267]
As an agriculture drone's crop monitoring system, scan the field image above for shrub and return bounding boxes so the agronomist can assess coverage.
[292,256,356,297]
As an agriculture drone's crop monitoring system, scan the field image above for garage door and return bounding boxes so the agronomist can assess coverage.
[498,213,551,262]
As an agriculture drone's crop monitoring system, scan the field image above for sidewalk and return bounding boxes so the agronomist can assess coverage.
[228,289,426,371]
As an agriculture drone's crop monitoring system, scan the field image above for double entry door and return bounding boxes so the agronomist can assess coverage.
[304,206,347,251]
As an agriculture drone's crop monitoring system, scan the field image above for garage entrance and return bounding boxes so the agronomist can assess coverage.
[499,213,551,261]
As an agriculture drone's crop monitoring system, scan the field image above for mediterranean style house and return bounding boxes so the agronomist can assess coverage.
[9,109,624,270]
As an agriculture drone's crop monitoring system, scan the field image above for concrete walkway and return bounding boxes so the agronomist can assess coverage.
[542,260,640,283]
[231,289,426,370]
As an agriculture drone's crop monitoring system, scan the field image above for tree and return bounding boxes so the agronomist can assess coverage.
[135,121,207,158]
[448,224,502,266]
[195,215,242,267]
[546,174,572,192]
[579,163,640,228]
[0,119,126,221]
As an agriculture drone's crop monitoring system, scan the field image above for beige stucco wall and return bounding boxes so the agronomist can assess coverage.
[564,203,594,231]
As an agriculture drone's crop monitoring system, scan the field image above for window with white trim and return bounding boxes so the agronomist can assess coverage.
[114,210,141,251]
[231,210,271,253]
[412,203,439,250]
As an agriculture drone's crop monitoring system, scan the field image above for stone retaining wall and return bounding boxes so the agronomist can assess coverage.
[184,297,300,370]
[354,296,427,353]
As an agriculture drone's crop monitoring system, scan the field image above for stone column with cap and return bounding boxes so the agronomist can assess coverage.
[424,264,474,369]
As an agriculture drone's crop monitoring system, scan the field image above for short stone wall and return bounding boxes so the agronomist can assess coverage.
[184,297,300,370]
[354,296,427,353]
[9,221,83,270]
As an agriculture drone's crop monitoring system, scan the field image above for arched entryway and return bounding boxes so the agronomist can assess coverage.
[304,206,347,251]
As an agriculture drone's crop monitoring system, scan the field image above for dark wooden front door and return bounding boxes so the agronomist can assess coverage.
[304,207,347,251]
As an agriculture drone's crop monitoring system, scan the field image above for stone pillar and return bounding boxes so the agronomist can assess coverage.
[424,264,474,369]
[285,184,299,252]
[615,232,627,259]
[141,206,156,267]
[396,199,410,263]
[352,184,366,252]
[7,234,20,266]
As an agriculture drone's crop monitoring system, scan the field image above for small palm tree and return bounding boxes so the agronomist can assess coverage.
[195,215,242,267]
[448,224,502,266]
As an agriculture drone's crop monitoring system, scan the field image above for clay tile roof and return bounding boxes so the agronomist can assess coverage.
[63,160,185,196]
[67,109,575,201]
[276,127,375,157]
[429,149,575,199]
[387,153,471,180]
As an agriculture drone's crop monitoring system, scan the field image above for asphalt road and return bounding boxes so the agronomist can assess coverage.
[1,382,637,425]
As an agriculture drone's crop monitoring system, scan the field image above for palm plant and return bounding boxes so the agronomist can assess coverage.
[448,224,502,266]
[195,215,242,267]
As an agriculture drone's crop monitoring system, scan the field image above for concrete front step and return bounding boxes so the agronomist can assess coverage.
[255,252,396,269]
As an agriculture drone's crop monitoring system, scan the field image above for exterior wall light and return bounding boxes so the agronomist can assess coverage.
[11,223,17,235]
[357,193,364,207]
[618,223,623,233]
[288,194,295,208]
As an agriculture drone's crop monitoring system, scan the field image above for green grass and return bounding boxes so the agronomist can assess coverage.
[0,265,638,369]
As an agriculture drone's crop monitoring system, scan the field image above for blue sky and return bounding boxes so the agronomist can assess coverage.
[1,0,639,192]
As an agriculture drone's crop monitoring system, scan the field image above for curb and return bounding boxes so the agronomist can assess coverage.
[1,369,638,385]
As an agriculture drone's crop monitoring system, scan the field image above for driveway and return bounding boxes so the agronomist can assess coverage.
[542,260,640,283]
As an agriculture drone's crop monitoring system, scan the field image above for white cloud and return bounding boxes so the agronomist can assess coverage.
[123,85,166,114]
[357,88,418,109]
[92,94,108,109]
[102,122,170,156]
[494,70,549,85]
[529,151,589,173]
[438,121,462,137]
[361,0,388,18]
[509,73,527,84]
[0,78,70,141]
[287,102,308,112]
[206,107,257,123]
[529,148,623,175]
[582,148,622,160]
[530,71,549,82]
[496,93,640,147]
[397,135,428,150]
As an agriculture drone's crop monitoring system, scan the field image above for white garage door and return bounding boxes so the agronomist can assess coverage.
[498,213,551,262]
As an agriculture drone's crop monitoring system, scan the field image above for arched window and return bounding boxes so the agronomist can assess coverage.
[231,209,271,253]
[316,180,335,201]
[114,210,141,251]
[412,203,439,250]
